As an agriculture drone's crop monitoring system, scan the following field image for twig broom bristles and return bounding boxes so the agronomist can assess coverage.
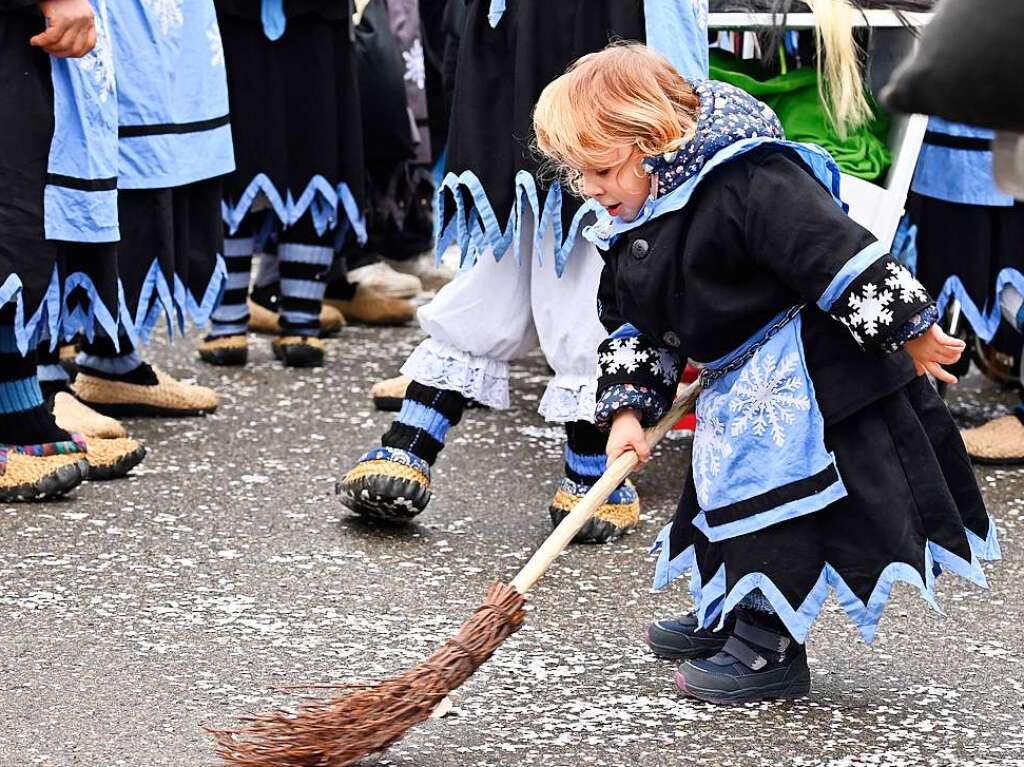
[209,382,702,767]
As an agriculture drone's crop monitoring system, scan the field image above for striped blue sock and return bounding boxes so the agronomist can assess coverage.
[278,243,333,337]
[209,237,254,338]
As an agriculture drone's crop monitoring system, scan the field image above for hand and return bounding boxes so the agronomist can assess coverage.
[606,409,651,465]
[904,324,966,385]
[32,0,96,58]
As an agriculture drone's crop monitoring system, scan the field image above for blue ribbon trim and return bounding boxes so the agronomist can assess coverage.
[651,516,1001,644]
[934,267,1024,343]
[0,268,63,355]
[817,240,889,312]
[222,174,367,246]
[692,461,847,542]
[131,254,228,344]
[434,169,602,277]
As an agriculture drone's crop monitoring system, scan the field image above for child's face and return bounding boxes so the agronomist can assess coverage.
[580,146,651,222]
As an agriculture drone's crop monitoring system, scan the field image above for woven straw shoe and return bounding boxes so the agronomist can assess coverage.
[82,436,146,480]
[549,478,640,544]
[371,375,410,412]
[198,334,248,367]
[271,335,325,367]
[53,391,127,438]
[74,367,219,417]
[0,452,88,502]
[962,414,1024,465]
[248,299,345,337]
[323,284,415,326]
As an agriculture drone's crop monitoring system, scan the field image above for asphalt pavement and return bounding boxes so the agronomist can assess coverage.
[1,324,1022,767]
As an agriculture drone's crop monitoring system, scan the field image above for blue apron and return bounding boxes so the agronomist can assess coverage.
[44,0,119,243]
[109,0,234,189]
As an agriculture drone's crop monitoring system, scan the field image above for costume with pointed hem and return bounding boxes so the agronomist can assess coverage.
[591,80,998,644]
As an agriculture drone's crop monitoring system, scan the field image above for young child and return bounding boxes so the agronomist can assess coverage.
[534,43,1000,703]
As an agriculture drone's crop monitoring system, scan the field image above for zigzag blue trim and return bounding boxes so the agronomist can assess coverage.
[0,268,63,355]
[222,174,367,245]
[935,267,1024,343]
[434,169,602,277]
[60,272,134,351]
[651,516,1000,644]
[131,254,228,344]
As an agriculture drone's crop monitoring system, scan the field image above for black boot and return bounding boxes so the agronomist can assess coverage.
[646,611,733,660]
[674,608,810,704]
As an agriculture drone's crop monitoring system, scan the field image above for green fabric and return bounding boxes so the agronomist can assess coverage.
[709,50,892,181]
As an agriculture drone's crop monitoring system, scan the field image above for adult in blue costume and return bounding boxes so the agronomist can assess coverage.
[907,119,1024,463]
[0,0,145,502]
[56,0,234,420]
[200,0,367,368]
[337,0,710,545]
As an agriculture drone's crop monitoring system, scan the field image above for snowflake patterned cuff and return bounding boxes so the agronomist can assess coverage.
[596,334,682,406]
[829,257,934,354]
[881,304,939,354]
[594,384,669,431]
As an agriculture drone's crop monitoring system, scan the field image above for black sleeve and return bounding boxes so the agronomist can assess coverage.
[743,150,933,353]
[0,1,41,12]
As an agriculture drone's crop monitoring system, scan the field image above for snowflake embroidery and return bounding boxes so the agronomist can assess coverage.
[78,14,114,103]
[143,0,184,36]
[207,21,224,66]
[650,348,680,387]
[693,414,733,501]
[599,337,650,375]
[403,38,425,90]
[845,282,894,337]
[884,261,928,304]
[728,351,810,447]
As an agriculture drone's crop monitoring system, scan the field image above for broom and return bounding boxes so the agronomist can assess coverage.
[209,381,702,767]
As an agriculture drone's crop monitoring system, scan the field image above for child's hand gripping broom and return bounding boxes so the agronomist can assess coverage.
[210,381,702,767]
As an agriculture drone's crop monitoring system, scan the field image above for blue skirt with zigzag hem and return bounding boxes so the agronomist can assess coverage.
[437,0,644,275]
[652,375,1000,645]
[219,13,366,249]
[908,192,1024,345]
[0,15,129,354]
[114,177,227,345]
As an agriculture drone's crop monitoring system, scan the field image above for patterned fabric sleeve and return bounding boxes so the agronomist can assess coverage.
[595,326,683,429]
[820,255,934,354]
[880,303,939,354]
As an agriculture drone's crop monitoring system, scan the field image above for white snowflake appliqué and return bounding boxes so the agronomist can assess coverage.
[650,348,680,387]
[884,261,928,305]
[143,0,184,36]
[78,14,115,103]
[403,38,425,90]
[845,282,894,337]
[207,21,224,66]
[693,414,733,501]
[728,351,810,448]
[599,337,650,375]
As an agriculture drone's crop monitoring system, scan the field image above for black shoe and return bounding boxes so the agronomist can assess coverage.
[674,610,810,704]
[646,611,733,660]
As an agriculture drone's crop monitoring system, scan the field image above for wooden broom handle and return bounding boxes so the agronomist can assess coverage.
[510,381,702,595]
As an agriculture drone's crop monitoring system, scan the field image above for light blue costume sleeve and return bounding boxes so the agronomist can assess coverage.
[644,0,709,82]
[262,0,286,41]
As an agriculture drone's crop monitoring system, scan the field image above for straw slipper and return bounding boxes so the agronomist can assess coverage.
[0,436,90,502]
[74,366,218,418]
[52,391,127,438]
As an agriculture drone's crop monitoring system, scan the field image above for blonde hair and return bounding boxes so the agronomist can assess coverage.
[805,0,872,138]
[533,42,700,196]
